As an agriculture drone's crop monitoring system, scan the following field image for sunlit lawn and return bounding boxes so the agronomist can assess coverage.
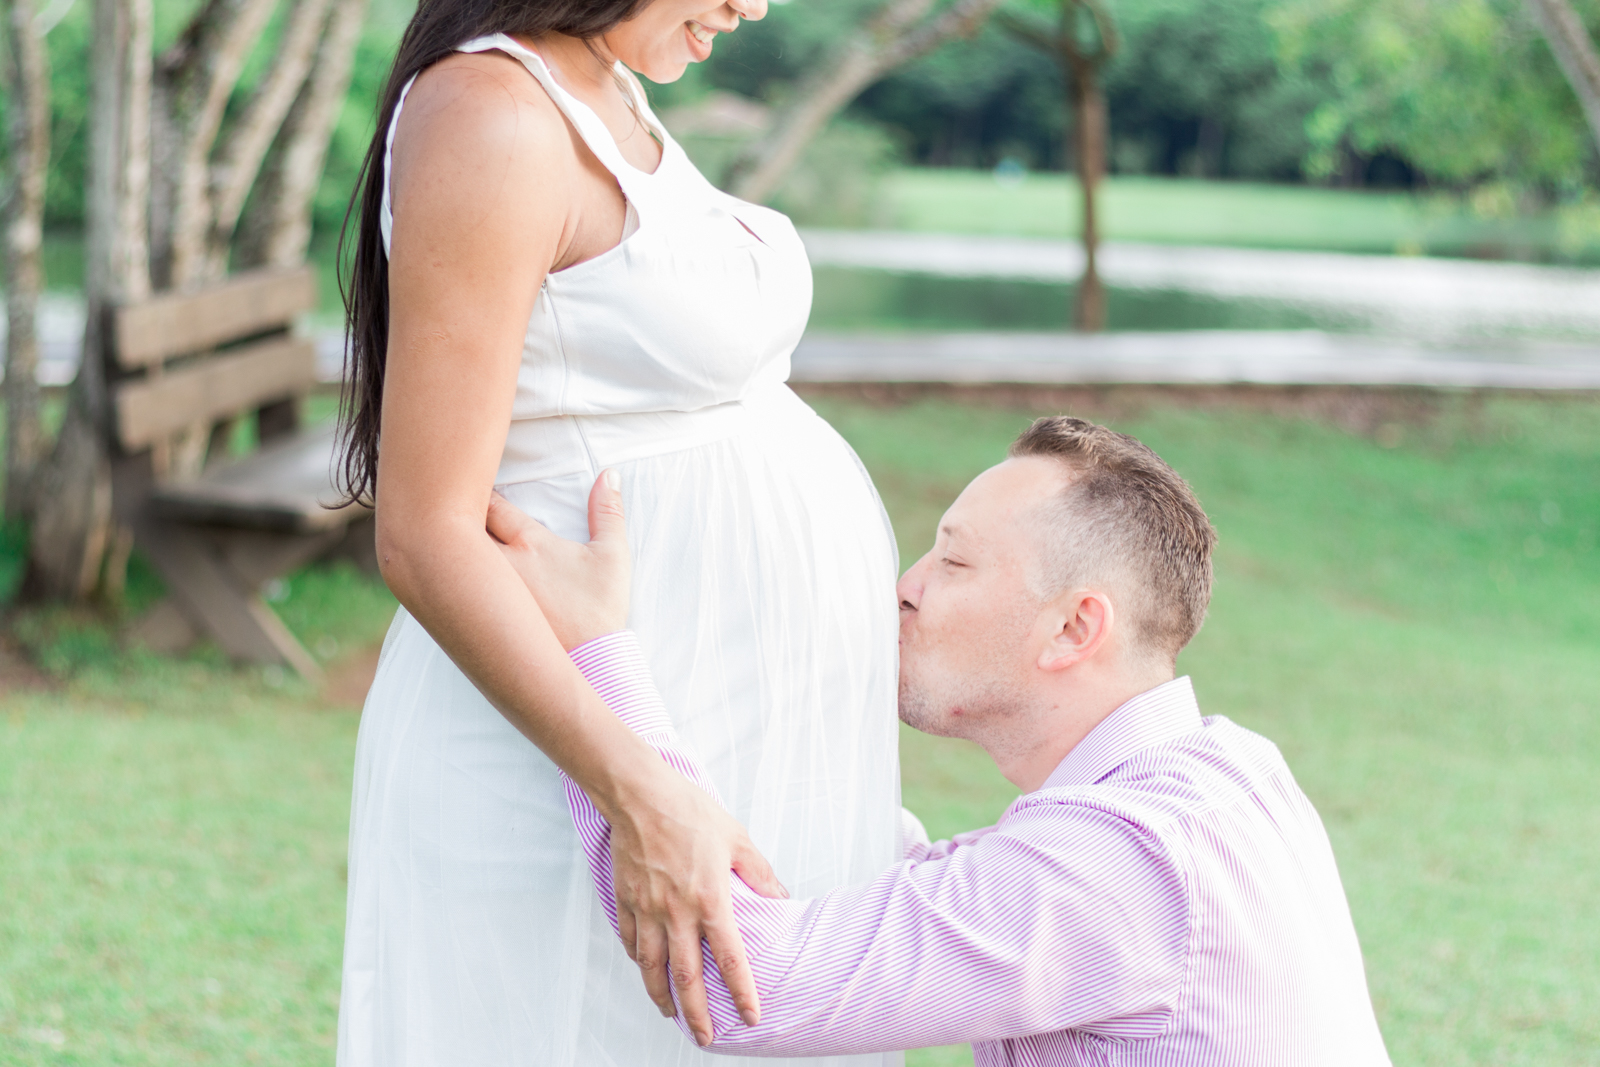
[879,168,1600,264]
[3,393,1598,1065]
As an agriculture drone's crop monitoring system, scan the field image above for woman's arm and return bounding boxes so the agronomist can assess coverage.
[378,53,775,1043]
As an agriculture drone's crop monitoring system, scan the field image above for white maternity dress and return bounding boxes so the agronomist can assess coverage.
[337,34,904,1067]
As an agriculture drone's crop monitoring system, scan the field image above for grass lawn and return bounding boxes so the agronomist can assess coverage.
[3,392,1599,1065]
[878,169,1600,265]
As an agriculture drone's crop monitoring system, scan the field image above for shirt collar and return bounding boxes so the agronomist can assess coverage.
[1040,676,1203,790]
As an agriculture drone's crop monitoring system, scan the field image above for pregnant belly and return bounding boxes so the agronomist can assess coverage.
[498,388,902,891]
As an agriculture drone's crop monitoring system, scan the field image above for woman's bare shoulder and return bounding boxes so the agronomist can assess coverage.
[394,50,573,180]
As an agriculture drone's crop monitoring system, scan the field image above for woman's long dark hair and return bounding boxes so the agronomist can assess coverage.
[335,0,649,506]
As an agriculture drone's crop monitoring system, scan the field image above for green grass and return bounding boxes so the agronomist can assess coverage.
[878,169,1600,265]
[4,394,1599,1064]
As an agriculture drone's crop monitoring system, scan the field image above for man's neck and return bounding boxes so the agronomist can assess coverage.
[992,669,1175,793]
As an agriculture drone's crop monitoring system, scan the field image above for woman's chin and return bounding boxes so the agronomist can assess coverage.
[631,58,690,84]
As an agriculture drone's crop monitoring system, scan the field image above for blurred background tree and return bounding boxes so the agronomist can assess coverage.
[999,0,1119,331]
[11,0,1598,249]
[1274,0,1598,194]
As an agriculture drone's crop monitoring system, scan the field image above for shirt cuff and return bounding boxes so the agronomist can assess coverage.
[568,631,675,737]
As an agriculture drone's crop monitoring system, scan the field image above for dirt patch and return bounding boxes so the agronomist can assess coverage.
[322,644,382,710]
[793,381,1599,441]
[0,632,53,694]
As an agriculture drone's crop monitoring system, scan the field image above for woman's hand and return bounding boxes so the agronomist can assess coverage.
[485,471,631,649]
[603,765,788,1043]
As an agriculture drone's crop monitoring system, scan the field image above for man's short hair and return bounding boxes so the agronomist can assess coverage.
[1009,417,1216,664]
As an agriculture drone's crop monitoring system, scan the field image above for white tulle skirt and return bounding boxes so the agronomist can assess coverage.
[337,385,904,1067]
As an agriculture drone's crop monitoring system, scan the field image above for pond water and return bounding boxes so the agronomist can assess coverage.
[808,267,1365,334]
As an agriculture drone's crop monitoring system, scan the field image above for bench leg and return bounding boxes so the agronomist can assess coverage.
[131,514,324,683]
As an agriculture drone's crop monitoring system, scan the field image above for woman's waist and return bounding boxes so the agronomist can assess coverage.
[495,379,808,486]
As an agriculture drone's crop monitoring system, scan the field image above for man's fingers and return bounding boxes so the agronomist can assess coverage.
[634,925,676,1018]
[485,490,549,548]
[617,907,639,963]
[587,468,629,549]
[703,912,760,1028]
[668,924,713,1046]
[731,842,789,901]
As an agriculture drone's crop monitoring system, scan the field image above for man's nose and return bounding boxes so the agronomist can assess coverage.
[896,557,927,611]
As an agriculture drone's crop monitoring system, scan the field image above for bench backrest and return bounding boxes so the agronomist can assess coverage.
[110,267,319,472]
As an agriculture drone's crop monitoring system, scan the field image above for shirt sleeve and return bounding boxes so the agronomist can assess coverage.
[565,631,1191,1056]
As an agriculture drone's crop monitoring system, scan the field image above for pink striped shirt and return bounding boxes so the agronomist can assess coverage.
[565,631,1391,1065]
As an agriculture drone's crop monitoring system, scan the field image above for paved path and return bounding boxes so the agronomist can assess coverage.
[789,331,1600,390]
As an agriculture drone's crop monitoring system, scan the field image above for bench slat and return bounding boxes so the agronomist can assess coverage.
[115,336,317,450]
[150,423,368,534]
[114,266,318,367]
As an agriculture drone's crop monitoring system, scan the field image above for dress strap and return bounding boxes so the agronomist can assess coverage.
[380,33,663,258]
[379,73,419,258]
[457,33,656,198]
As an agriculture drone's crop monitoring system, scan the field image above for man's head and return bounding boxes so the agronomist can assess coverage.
[896,416,1216,789]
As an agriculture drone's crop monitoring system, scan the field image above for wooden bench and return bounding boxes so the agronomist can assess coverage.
[108,266,373,681]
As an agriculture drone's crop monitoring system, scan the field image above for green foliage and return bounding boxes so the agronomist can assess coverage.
[38,2,90,228]
[1272,0,1600,189]
[18,0,1599,244]
[855,24,1064,169]
[1104,0,1320,178]
[0,520,28,606]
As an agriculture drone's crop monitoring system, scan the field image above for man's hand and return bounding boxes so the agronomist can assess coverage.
[486,469,631,649]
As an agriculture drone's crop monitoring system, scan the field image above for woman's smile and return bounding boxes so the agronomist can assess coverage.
[684,19,717,60]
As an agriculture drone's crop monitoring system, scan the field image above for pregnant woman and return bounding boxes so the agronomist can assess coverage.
[333,1,902,1065]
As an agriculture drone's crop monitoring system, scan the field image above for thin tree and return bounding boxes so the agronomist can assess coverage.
[1524,0,1600,151]
[27,0,368,600]
[724,0,1006,205]
[2,0,52,523]
[27,0,147,600]
[998,0,1117,332]
[235,0,368,271]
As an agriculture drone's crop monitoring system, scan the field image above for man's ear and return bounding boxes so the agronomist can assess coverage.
[1036,589,1114,673]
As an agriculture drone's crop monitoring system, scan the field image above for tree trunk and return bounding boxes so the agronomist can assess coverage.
[149,0,279,289]
[726,0,1004,204]
[998,0,1116,334]
[27,0,151,599]
[2,0,52,522]
[202,0,335,277]
[1069,60,1107,332]
[1525,0,1600,151]
[235,0,369,269]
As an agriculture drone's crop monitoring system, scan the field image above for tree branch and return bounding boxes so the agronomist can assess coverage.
[993,8,1061,55]
[1524,0,1600,152]
[879,0,1008,70]
[149,0,279,287]
[236,0,368,269]
[727,0,1005,203]
[205,0,334,271]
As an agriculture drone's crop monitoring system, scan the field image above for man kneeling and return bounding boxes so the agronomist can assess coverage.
[489,416,1391,1065]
